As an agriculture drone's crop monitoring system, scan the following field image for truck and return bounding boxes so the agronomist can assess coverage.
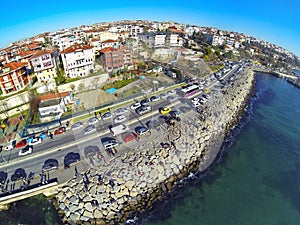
[109,123,129,136]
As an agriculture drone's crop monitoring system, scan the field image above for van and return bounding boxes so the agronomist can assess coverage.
[109,124,129,136]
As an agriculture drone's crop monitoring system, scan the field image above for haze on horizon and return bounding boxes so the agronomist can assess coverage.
[1,0,300,57]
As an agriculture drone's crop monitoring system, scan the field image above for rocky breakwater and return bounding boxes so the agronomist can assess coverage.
[54,69,255,224]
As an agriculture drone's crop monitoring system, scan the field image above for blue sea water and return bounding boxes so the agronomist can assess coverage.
[0,72,300,225]
[144,72,300,225]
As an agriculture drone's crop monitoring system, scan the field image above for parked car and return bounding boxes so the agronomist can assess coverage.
[101,111,112,120]
[114,107,128,116]
[167,89,176,95]
[150,95,161,102]
[71,122,84,131]
[30,137,42,146]
[83,125,97,135]
[191,101,201,107]
[136,105,151,115]
[54,127,66,135]
[114,115,126,124]
[84,146,100,157]
[4,140,16,151]
[135,126,150,136]
[11,168,27,182]
[167,95,178,102]
[191,97,200,104]
[15,139,27,149]
[170,110,182,119]
[140,98,150,106]
[18,145,33,156]
[88,117,100,125]
[39,132,48,139]
[42,159,59,172]
[101,138,119,150]
[159,107,171,115]
[130,102,141,110]
[64,152,80,166]
[122,132,138,143]
[0,171,8,184]
[160,92,169,99]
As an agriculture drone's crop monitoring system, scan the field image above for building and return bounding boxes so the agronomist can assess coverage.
[138,33,166,48]
[30,50,59,83]
[38,91,72,121]
[60,44,95,78]
[0,61,29,95]
[99,47,132,73]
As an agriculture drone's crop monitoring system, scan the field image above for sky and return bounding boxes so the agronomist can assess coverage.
[1,0,300,56]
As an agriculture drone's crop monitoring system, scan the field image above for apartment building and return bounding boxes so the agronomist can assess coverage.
[30,50,59,83]
[60,44,95,78]
[99,46,132,73]
[0,61,29,95]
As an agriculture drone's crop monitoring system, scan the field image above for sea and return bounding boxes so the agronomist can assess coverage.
[0,72,300,225]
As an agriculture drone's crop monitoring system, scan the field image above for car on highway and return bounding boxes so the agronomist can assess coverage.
[130,102,141,110]
[101,138,119,150]
[29,137,42,146]
[83,125,97,135]
[114,115,126,124]
[150,95,160,102]
[101,111,112,120]
[114,107,128,116]
[88,117,100,125]
[159,107,171,115]
[64,152,80,167]
[167,95,178,102]
[140,98,150,106]
[135,126,150,136]
[136,105,151,115]
[15,139,27,148]
[54,127,66,135]
[11,168,27,182]
[0,171,8,184]
[42,159,59,172]
[71,122,84,131]
[18,145,33,156]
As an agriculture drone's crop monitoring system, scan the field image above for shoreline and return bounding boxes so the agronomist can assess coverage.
[53,68,255,224]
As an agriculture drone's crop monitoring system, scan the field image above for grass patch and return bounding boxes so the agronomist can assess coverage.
[102,78,136,90]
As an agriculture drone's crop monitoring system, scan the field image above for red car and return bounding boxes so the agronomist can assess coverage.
[122,132,138,143]
[54,127,66,135]
[15,139,27,149]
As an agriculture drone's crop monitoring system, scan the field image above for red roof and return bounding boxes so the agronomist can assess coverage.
[1,61,27,72]
[102,39,118,44]
[60,44,93,54]
[99,47,116,53]
[31,50,53,59]
[39,92,69,101]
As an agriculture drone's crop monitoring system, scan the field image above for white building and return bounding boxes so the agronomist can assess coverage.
[50,31,84,51]
[30,50,59,83]
[154,34,166,48]
[60,44,95,78]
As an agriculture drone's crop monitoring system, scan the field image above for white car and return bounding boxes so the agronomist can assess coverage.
[114,107,128,116]
[18,146,33,156]
[29,137,42,146]
[160,92,169,99]
[4,144,14,151]
[101,112,112,120]
[88,117,100,125]
[192,101,201,107]
[114,115,126,124]
[71,122,84,131]
[130,102,141,110]
[167,89,176,95]
[191,97,200,104]
[83,125,97,135]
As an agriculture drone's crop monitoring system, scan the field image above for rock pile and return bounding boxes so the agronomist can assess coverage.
[54,69,255,224]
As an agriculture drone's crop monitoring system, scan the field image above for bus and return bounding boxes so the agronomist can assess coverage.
[179,84,200,97]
